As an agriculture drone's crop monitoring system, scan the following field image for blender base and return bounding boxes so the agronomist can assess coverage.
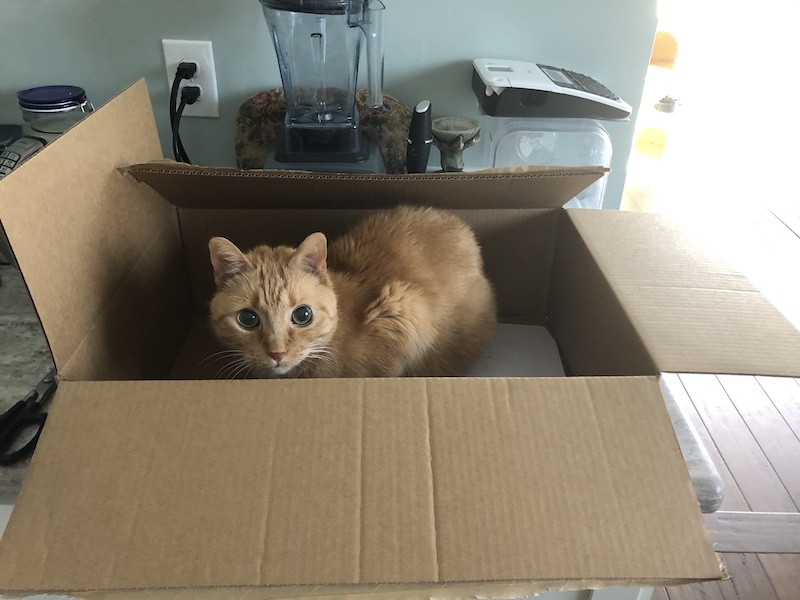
[264,133,387,174]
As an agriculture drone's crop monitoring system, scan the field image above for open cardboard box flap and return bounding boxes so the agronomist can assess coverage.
[552,210,800,377]
[3,78,799,597]
[0,377,723,596]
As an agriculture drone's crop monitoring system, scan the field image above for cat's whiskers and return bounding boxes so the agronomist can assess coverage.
[253,364,272,378]
[215,353,251,379]
[196,349,247,370]
[215,361,236,379]
[230,360,253,379]
[200,348,252,379]
[304,344,336,367]
[306,341,333,356]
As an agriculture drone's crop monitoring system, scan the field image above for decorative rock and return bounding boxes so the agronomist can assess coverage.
[431,117,481,172]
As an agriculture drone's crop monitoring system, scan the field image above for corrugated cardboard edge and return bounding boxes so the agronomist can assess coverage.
[10,572,731,600]
[121,162,609,210]
[124,159,606,179]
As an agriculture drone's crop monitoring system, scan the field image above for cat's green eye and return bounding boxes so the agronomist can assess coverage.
[291,305,313,327]
[236,309,260,329]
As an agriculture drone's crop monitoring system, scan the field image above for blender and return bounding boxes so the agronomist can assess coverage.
[258,0,386,173]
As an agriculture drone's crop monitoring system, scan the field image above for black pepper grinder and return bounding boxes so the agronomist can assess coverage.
[406,100,433,173]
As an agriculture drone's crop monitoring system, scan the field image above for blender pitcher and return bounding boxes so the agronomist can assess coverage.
[259,0,385,164]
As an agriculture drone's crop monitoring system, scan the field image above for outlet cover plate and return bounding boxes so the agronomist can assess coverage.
[162,39,219,118]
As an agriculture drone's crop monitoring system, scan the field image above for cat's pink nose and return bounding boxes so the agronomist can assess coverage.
[268,351,286,363]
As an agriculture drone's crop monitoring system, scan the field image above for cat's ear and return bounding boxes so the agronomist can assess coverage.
[290,232,328,281]
[209,237,252,287]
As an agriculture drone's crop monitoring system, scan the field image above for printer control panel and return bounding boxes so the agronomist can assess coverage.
[473,58,632,120]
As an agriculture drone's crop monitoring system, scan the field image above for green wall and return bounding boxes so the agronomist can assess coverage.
[1,0,657,208]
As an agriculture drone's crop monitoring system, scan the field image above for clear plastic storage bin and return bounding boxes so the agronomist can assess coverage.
[487,118,612,209]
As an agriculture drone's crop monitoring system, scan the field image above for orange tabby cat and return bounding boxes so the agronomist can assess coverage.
[208,206,496,378]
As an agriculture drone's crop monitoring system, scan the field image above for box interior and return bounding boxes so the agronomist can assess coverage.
[168,205,569,380]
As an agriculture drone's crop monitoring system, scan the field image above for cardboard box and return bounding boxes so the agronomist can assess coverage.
[1,79,799,599]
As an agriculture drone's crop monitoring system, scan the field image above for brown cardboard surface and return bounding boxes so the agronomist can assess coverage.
[0,79,192,378]
[125,161,608,210]
[549,211,658,376]
[562,209,800,377]
[0,377,723,593]
[59,228,194,381]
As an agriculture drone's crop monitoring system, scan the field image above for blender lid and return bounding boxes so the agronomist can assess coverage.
[17,85,88,110]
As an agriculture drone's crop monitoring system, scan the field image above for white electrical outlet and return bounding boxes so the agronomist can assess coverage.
[162,39,219,118]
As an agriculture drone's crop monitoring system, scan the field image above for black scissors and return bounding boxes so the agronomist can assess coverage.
[0,369,57,466]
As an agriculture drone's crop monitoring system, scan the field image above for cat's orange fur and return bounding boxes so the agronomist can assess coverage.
[208,206,496,378]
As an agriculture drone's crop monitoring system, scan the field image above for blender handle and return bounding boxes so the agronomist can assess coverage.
[361,0,385,109]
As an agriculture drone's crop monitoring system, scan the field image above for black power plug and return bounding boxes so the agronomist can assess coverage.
[170,62,199,164]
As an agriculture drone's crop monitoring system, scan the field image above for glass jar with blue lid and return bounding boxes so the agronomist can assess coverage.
[17,85,94,123]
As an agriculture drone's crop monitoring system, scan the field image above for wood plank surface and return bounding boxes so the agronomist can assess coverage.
[716,553,779,600]
[704,512,800,553]
[768,203,800,240]
[678,373,797,512]
[756,376,800,441]
[716,375,800,508]
[664,372,799,599]
[651,587,669,600]
[758,555,800,600]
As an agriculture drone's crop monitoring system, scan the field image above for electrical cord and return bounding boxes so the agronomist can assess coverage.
[170,62,198,163]
[172,85,201,164]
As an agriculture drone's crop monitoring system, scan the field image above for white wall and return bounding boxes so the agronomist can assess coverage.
[1,0,657,208]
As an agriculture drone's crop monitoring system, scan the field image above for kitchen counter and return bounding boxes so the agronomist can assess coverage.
[0,264,723,512]
[0,265,54,493]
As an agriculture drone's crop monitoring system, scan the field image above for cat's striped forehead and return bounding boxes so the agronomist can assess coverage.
[255,262,290,305]
[244,246,297,310]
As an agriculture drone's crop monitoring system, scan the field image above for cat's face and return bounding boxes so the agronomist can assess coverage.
[208,233,337,377]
